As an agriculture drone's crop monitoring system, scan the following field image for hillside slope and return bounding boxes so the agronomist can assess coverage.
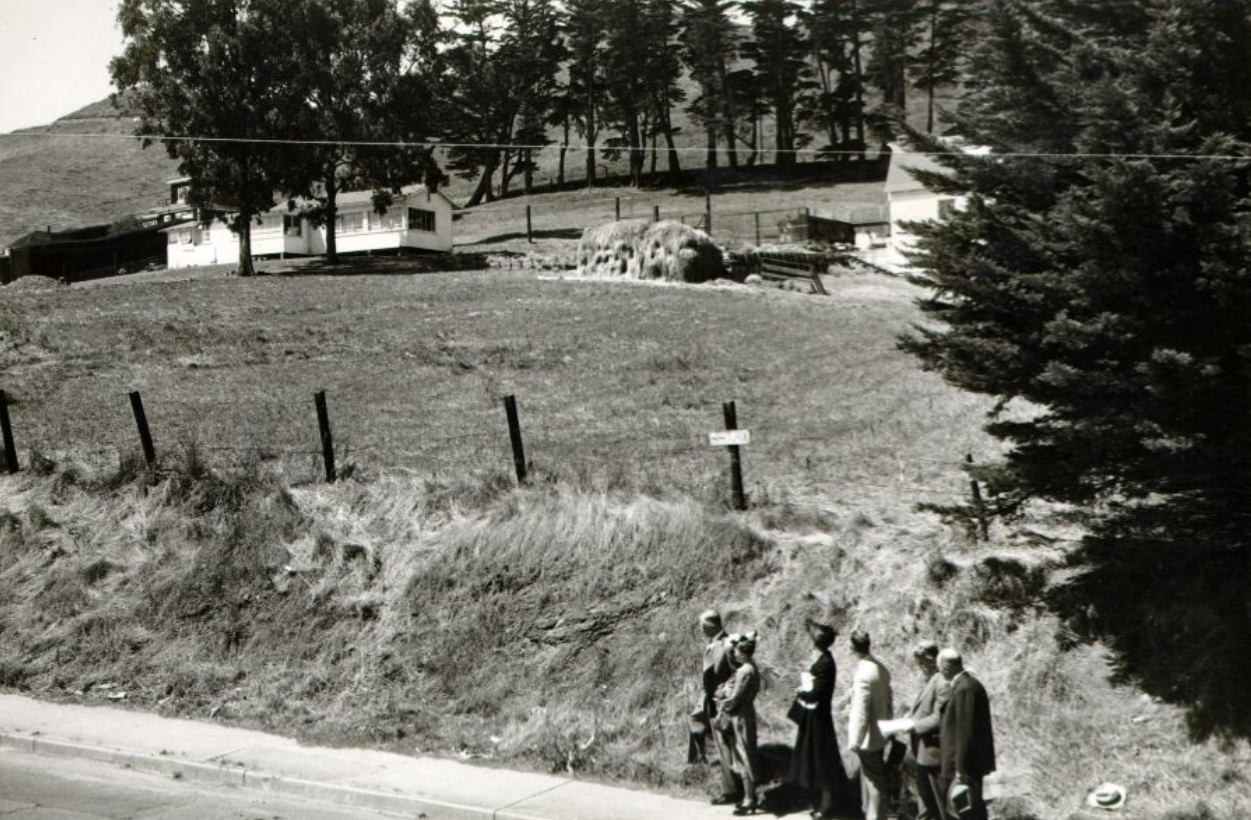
[0,98,179,247]
[0,267,1247,818]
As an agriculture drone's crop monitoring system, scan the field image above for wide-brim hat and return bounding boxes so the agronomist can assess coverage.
[1086,782,1127,810]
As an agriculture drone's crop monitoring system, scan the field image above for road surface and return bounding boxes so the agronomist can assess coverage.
[0,746,408,819]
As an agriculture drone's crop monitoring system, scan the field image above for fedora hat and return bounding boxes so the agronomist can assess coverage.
[1085,782,1127,810]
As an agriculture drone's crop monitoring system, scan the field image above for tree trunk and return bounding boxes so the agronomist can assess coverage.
[720,76,738,168]
[851,2,867,161]
[524,148,533,195]
[705,123,718,169]
[324,173,339,266]
[558,116,569,187]
[467,151,500,207]
[237,153,255,276]
[500,149,512,197]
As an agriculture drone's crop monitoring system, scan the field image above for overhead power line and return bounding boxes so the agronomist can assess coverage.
[2,130,1250,162]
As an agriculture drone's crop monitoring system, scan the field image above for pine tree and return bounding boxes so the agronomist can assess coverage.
[680,0,739,169]
[901,0,1251,731]
[740,0,813,171]
[565,0,608,188]
[865,0,920,143]
[910,0,975,133]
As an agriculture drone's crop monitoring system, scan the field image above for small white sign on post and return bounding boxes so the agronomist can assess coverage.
[709,429,751,447]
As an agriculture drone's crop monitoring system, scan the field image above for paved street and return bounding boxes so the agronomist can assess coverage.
[0,747,405,820]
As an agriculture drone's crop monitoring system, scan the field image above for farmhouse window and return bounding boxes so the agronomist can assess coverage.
[283,215,302,236]
[378,209,403,230]
[337,212,365,233]
[194,228,209,246]
[408,208,436,232]
[938,198,957,220]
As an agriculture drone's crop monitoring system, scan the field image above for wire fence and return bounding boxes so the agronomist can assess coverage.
[454,190,890,253]
[0,384,993,522]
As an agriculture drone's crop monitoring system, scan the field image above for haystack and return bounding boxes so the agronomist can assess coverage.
[576,220,725,283]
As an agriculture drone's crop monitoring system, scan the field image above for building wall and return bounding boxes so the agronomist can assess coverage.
[886,189,966,265]
[166,189,453,269]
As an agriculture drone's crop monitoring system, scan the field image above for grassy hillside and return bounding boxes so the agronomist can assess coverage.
[1,266,1247,818]
[0,98,180,247]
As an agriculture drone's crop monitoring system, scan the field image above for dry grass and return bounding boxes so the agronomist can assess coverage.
[0,266,1247,817]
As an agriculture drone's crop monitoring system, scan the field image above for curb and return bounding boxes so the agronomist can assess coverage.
[0,731,495,819]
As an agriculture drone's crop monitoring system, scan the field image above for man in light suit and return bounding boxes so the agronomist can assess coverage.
[938,649,995,820]
[700,609,741,805]
[907,641,951,820]
[848,629,893,820]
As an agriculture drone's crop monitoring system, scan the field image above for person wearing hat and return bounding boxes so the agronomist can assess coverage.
[848,629,893,820]
[715,632,762,816]
[937,649,995,820]
[786,619,848,818]
[700,609,743,805]
[906,640,951,820]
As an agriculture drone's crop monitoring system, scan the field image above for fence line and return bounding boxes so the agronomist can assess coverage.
[0,386,987,510]
[455,191,871,250]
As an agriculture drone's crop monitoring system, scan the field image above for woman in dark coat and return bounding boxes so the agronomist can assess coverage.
[787,620,847,818]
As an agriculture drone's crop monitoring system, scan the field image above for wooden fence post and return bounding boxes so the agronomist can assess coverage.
[967,453,989,540]
[754,212,761,247]
[128,391,156,467]
[503,395,527,485]
[525,205,533,243]
[653,204,660,223]
[705,189,712,234]
[615,197,621,221]
[0,390,17,473]
[723,400,746,510]
[315,390,336,483]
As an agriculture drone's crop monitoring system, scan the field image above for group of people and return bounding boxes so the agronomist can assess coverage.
[696,608,997,819]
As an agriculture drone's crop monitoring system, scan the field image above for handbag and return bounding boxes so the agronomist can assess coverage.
[786,698,806,724]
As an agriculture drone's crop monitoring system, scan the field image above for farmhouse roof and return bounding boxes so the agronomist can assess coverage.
[884,139,990,195]
[334,184,452,209]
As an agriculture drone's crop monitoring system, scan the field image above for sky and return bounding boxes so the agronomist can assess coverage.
[0,0,125,133]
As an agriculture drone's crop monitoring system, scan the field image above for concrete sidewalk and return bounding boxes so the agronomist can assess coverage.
[0,694,735,820]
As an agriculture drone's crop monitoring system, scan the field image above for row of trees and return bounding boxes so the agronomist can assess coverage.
[111,0,981,273]
[437,0,981,198]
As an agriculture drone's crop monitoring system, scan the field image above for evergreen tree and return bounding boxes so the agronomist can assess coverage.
[741,0,813,171]
[565,0,608,188]
[807,0,871,159]
[865,0,920,143]
[441,0,562,205]
[910,0,975,133]
[680,0,739,169]
[112,0,304,276]
[644,0,687,184]
[602,0,651,186]
[901,0,1251,731]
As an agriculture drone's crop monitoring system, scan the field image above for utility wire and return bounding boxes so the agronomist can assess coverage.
[3,130,1249,163]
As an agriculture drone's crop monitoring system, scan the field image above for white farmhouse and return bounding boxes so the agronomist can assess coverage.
[882,140,987,268]
[164,183,454,269]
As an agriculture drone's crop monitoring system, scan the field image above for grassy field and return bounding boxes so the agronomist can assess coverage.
[1,266,1248,818]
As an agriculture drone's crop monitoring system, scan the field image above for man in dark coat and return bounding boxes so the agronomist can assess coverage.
[938,649,995,820]
[701,608,742,805]
[907,641,950,820]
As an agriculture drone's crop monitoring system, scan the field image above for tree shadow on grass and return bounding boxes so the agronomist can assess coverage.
[268,252,493,277]
[1047,507,1251,741]
[456,227,584,244]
